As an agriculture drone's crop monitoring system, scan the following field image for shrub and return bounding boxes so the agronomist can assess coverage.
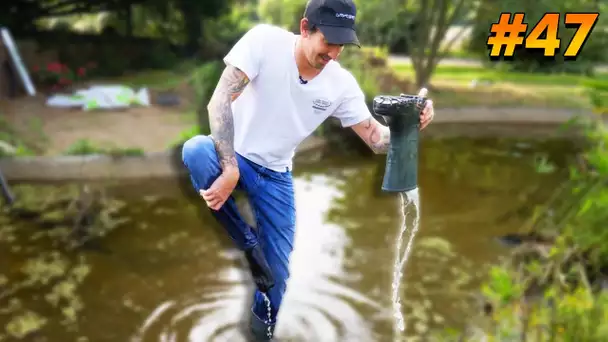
[437,82,608,341]
[338,46,412,108]
[188,60,225,136]
[200,3,258,60]
[30,62,96,91]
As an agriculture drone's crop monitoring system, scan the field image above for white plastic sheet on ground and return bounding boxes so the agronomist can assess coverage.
[45,85,150,110]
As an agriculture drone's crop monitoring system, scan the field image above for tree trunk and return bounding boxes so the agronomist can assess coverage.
[177,0,203,57]
[125,4,133,37]
[403,0,473,89]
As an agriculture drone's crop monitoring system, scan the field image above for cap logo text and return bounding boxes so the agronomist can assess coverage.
[335,13,355,20]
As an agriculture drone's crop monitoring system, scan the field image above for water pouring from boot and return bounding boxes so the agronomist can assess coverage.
[373,88,428,341]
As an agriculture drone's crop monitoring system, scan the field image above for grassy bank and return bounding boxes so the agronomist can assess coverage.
[391,63,607,109]
[433,83,608,340]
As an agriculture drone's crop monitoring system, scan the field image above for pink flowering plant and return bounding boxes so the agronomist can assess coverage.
[30,61,96,92]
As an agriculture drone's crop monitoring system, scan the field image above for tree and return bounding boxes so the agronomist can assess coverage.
[2,0,148,32]
[102,0,231,55]
[403,0,477,88]
[354,0,478,89]
[257,0,306,33]
[3,0,232,58]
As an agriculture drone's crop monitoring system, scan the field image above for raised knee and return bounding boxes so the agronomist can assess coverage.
[182,135,214,168]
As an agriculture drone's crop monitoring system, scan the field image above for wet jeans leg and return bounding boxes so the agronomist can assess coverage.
[248,168,296,340]
[181,135,258,250]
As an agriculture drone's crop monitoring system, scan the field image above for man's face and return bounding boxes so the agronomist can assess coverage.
[301,22,345,69]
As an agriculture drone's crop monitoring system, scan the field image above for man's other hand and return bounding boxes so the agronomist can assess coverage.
[200,168,240,210]
[419,98,434,130]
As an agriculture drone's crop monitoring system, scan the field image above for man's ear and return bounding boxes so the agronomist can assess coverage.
[300,18,310,37]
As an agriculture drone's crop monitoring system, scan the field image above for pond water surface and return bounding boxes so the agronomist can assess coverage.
[0,137,579,342]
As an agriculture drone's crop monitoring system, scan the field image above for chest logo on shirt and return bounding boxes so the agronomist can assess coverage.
[312,98,332,114]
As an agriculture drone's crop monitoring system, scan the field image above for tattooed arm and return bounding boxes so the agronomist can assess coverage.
[206,64,250,171]
[350,117,391,154]
[349,92,435,154]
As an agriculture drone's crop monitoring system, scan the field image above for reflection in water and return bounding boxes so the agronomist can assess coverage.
[318,138,577,340]
[133,175,384,342]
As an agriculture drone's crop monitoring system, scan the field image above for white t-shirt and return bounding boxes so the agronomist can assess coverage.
[223,23,371,172]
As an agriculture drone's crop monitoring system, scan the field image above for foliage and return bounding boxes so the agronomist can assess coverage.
[351,0,408,50]
[188,60,225,136]
[30,61,96,91]
[200,2,259,60]
[582,78,608,115]
[468,0,607,74]
[0,118,40,157]
[3,0,144,31]
[473,288,608,341]
[27,27,182,78]
[101,3,188,44]
[258,0,306,33]
[63,139,144,157]
[99,0,231,54]
[170,124,202,148]
[439,82,608,341]
[19,0,237,76]
[0,183,129,339]
[338,46,410,107]
[357,0,478,87]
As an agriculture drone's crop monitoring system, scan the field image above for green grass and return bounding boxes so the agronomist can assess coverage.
[99,59,200,90]
[63,139,145,157]
[391,63,607,109]
[95,58,605,110]
[112,70,185,89]
[393,64,608,86]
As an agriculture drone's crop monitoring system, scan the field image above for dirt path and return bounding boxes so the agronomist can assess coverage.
[1,86,196,156]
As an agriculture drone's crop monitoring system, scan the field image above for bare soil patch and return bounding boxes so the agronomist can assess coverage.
[1,82,197,156]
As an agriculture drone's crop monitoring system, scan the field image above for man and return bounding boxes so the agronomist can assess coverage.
[181,0,435,339]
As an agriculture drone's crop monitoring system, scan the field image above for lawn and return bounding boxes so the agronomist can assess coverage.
[391,63,606,110]
[97,58,604,111]
[97,59,200,90]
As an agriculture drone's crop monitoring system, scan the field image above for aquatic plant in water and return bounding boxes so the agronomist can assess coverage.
[0,183,129,339]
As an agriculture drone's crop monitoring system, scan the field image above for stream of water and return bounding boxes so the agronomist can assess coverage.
[392,188,421,340]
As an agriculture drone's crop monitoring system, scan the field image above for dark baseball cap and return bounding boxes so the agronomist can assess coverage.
[303,0,360,47]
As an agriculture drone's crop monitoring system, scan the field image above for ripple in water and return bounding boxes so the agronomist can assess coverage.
[132,175,386,342]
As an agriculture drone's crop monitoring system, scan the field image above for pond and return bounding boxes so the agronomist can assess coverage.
[0,136,580,342]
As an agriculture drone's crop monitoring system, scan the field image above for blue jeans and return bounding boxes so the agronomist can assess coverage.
[181,135,295,337]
